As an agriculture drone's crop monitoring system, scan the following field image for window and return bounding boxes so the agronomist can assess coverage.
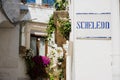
[21,0,36,4]
[27,0,36,3]
[42,0,55,6]
[30,35,47,56]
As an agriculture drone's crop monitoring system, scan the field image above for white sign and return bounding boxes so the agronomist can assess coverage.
[71,0,112,80]
[75,13,111,39]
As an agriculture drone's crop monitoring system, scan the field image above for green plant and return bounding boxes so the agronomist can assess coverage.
[24,49,50,80]
[54,0,68,10]
[47,15,56,40]
[59,19,71,40]
[47,15,71,40]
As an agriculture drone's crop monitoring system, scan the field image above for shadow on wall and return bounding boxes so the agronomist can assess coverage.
[0,21,14,28]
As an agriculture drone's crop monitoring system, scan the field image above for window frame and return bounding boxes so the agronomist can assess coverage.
[30,34,48,56]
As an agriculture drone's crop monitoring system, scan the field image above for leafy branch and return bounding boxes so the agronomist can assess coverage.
[58,19,71,40]
[46,15,56,40]
[54,0,68,10]
[47,15,71,40]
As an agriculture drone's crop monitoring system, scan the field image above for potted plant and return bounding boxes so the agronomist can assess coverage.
[24,49,50,80]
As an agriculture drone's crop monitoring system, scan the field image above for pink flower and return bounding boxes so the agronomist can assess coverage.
[41,56,50,66]
[32,56,42,64]
[32,56,50,66]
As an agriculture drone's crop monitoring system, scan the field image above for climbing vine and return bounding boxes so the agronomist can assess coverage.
[46,15,56,40]
[58,19,71,40]
[47,15,71,40]
[54,0,68,10]
[47,0,71,40]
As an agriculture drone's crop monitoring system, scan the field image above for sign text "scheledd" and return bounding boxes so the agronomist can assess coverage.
[76,21,110,29]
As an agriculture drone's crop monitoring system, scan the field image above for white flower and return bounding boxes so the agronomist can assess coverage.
[56,47,63,58]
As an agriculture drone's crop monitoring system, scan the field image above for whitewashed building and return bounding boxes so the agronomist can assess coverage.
[67,0,120,80]
[0,0,120,80]
[19,0,55,79]
[0,0,20,80]
[0,0,55,80]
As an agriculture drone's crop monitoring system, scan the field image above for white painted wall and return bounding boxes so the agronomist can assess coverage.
[0,11,6,23]
[23,6,54,23]
[0,26,20,80]
[74,40,112,80]
[111,0,120,80]
[74,0,111,13]
[0,0,20,80]
[20,0,54,48]
[70,0,113,80]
